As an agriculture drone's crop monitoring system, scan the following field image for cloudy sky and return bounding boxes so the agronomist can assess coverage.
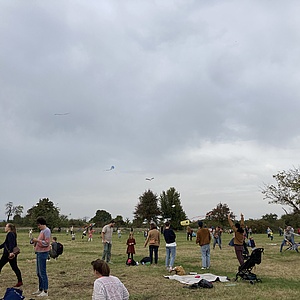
[1,1,300,222]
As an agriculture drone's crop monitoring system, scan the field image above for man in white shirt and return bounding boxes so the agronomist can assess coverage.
[101,220,115,263]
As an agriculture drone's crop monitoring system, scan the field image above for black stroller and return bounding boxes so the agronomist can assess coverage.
[235,247,264,284]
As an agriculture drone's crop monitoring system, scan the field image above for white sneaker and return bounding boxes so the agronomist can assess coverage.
[201,267,206,270]
[37,291,48,297]
[32,290,42,295]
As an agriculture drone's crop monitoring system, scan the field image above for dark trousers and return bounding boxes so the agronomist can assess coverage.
[0,254,22,282]
[149,245,159,264]
[234,245,244,266]
[127,253,134,259]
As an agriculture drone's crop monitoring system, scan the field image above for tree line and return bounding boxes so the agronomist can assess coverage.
[2,167,300,232]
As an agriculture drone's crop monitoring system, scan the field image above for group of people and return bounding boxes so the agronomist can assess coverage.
[0,217,51,297]
[196,213,252,269]
[2,216,299,299]
[100,220,177,273]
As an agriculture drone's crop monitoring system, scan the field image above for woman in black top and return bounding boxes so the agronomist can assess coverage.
[0,223,23,287]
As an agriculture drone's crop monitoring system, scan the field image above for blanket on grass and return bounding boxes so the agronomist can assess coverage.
[164,273,229,285]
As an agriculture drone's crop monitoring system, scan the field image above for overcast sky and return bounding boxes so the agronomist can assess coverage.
[1,1,300,222]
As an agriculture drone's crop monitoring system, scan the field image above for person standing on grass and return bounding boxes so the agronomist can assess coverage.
[101,220,116,263]
[144,222,160,265]
[228,213,245,266]
[163,221,176,272]
[91,259,129,300]
[196,221,211,270]
[212,226,222,250]
[126,232,136,261]
[31,216,51,297]
[0,223,23,287]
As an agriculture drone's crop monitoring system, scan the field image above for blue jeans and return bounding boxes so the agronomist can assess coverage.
[102,242,112,262]
[165,246,176,268]
[200,244,210,268]
[213,237,222,249]
[36,252,49,291]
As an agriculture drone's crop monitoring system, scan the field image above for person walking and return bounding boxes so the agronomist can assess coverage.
[144,222,160,265]
[163,221,176,272]
[228,213,245,266]
[196,221,211,270]
[101,220,116,263]
[31,217,51,297]
[0,223,23,287]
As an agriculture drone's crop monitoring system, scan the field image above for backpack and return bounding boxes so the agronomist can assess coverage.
[56,242,64,256]
[2,287,25,300]
[49,242,63,259]
[140,257,151,265]
[126,258,136,266]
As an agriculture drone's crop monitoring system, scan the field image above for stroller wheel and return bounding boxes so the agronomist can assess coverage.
[249,280,255,285]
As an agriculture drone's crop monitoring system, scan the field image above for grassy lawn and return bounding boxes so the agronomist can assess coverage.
[0,228,299,299]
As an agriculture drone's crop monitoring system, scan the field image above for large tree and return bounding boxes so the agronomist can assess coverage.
[90,210,112,228]
[160,187,187,229]
[133,189,160,226]
[206,202,234,227]
[262,167,300,213]
[26,198,60,230]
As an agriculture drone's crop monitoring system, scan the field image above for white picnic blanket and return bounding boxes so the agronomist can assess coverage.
[164,273,229,284]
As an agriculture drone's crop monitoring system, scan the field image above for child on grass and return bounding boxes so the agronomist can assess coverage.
[126,232,136,261]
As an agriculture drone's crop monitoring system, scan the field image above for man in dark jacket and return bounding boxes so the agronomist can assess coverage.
[163,222,176,272]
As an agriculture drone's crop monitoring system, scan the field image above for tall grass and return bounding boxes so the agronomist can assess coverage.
[0,228,299,299]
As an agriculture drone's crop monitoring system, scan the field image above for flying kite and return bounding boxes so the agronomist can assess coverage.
[105,166,115,171]
[146,177,154,181]
[54,113,70,116]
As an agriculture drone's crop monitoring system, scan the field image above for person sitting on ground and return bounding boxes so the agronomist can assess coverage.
[91,259,129,300]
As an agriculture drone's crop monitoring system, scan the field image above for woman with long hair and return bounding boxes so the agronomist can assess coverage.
[144,222,160,265]
[0,223,23,287]
[228,213,245,266]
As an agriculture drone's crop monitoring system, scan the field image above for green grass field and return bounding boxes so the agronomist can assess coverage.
[0,229,299,300]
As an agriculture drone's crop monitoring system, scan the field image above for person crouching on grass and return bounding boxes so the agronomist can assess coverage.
[91,259,129,300]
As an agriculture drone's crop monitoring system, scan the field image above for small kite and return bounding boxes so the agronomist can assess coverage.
[54,112,70,116]
[146,177,154,181]
[105,166,115,171]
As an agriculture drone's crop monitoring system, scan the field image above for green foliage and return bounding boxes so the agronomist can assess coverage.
[133,189,160,225]
[206,202,234,227]
[261,213,278,223]
[281,212,300,228]
[90,209,112,227]
[25,198,60,230]
[160,187,187,230]
[115,215,126,227]
[5,202,14,222]
[262,167,300,213]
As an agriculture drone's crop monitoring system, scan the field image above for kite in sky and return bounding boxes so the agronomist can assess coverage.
[105,166,115,171]
[146,177,154,181]
[54,112,70,116]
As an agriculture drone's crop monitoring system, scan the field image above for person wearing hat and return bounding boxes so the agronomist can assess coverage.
[196,221,211,270]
